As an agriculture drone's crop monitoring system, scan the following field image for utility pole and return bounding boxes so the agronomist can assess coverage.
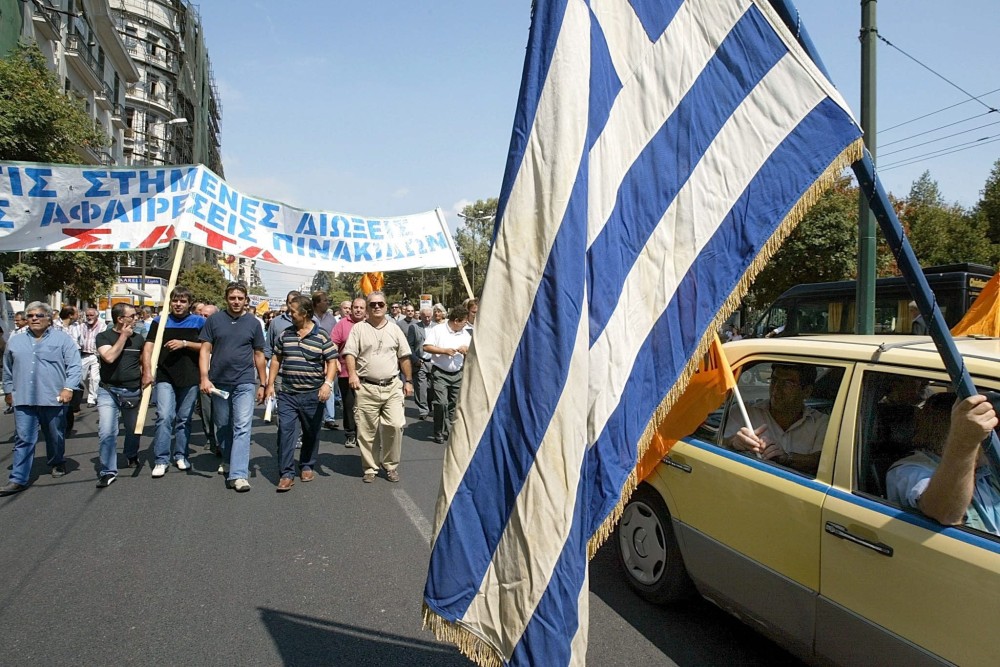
[857,0,877,334]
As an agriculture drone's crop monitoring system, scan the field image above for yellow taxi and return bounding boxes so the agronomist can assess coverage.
[615,335,1000,665]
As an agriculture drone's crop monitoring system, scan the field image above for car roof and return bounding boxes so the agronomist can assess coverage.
[723,335,1000,379]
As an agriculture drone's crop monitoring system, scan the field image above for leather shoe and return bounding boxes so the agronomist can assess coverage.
[276,477,294,492]
[0,482,27,496]
[300,469,315,482]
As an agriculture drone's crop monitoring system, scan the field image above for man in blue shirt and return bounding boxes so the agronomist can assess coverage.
[199,282,267,493]
[1,302,82,496]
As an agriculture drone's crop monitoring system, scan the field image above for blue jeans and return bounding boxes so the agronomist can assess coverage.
[277,391,324,478]
[212,383,256,481]
[152,383,199,465]
[323,391,337,423]
[9,406,67,486]
[98,386,141,476]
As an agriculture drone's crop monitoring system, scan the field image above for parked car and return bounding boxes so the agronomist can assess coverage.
[616,335,1000,665]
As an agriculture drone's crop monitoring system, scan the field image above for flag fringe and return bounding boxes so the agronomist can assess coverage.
[586,138,864,559]
[423,605,505,667]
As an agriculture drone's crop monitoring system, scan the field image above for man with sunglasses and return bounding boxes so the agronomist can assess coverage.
[199,282,267,493]
[342,291,413,483]
[331,297,368,448]
[1,303,81,496]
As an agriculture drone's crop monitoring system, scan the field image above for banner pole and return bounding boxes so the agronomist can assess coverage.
[134,239,186,434]
[435,208,474,300]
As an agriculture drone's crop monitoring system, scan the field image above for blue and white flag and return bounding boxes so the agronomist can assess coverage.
[424,1,861,665]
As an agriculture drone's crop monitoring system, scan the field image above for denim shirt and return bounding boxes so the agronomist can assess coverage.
[2,326,83,407]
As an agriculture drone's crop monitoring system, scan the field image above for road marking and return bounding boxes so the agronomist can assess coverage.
[393,488,433,545]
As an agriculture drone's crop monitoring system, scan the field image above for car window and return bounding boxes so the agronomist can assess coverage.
[717,360,843,478]
[857,370,1000,538]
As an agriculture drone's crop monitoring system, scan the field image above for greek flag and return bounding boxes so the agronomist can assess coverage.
[424,1,862,665]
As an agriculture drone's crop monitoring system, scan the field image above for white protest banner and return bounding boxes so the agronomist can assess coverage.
[0,162,459,272]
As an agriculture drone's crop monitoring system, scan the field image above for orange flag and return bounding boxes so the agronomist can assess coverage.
[637,333,736,481]
[951,272,1000,337]
[359,272,384,295]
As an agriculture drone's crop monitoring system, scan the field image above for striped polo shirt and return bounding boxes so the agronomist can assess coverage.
[273,323,338,393]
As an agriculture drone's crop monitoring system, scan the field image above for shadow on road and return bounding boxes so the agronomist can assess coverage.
[259,608,470,666]
[589,541,802,666]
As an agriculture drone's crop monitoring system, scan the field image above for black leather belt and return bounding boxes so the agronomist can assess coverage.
[432,367,462,375]
[360,376,396,387]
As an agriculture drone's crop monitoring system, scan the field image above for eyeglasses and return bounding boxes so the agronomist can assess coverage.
[25,313,49,319]
[368,302,386,308]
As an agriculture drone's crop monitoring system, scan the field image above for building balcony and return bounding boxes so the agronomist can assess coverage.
[32,0,62,41]
[96,81,115,111]
[111,103,128,129]
[65,33,105,92]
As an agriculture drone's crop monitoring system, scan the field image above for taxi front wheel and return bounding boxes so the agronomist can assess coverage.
[614,483,694,604]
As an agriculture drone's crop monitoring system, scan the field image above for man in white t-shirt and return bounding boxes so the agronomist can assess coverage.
[423,305,472,445]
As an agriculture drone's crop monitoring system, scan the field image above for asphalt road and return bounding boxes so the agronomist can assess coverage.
[0,397,800,666]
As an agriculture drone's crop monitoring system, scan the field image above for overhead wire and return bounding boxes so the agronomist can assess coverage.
[880,118,1000,157]
[880,135,1000,171]
[881,87,1000,133]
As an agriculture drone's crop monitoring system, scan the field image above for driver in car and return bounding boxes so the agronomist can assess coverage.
[887,392,999,535]
[724,363,828,475]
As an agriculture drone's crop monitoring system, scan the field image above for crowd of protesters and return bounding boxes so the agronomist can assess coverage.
[0,282,477,496]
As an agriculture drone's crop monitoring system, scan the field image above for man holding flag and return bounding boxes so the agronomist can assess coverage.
[422,1,863,664]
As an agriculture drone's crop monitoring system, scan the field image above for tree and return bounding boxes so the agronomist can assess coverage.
[902,172,995,266]
[976,158,1000,245]
[748,174,859,308]
[0,43,115,302]
[4,251,119,303]
[455,198,497,296]
[0,43,107,162]
[178,262,229,305]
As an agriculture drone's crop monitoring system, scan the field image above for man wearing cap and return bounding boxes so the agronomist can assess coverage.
[342,291,413,483]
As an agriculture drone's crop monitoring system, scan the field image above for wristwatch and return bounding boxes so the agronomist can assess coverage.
[325,379,336,388]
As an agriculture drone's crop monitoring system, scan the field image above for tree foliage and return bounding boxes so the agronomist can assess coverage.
[455,198,497,296]
[748,174,859,307]
[0,43,116,302]
[0,43,107,162]
[4,251,119,302]
[902,171,995,266]
[977,158,1000,245]
[178,262,229,305]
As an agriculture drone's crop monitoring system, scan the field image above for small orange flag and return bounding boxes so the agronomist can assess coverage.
[951,272,1000,337]
[637,334,736,481]
[359,272,385,295]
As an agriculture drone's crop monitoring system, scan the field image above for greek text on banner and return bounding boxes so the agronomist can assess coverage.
[0,162,459,272]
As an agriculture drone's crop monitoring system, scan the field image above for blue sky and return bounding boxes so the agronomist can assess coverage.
[196,1,1000,296]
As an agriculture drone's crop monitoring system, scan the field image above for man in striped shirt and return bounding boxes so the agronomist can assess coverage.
[265,295,338,492]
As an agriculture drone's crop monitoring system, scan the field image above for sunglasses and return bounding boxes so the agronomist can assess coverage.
[368,302,386,308]
[25,313,49,319]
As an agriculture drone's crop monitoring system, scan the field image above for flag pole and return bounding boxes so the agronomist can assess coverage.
[134,239,186,434]
[767,0,1000,469]
[434,208,474,300]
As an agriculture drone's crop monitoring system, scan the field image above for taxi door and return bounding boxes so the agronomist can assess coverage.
[818,364,1000,666]
[652,357,849,655]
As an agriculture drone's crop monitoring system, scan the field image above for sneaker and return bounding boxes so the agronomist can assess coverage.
[51,464,66,478]
[217,463,227,476]
[345,436,357,449]
[295,437,302,450]
[362,472,376,483]
[0,482,26,496]
[232,478,251,492]
[432,434,446,444]
[174,458,191,471]
[127,457,140,468]
[323,420,337,430]
[96,473,116,488]
[386,469,400,483]
[151,463,168,478]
